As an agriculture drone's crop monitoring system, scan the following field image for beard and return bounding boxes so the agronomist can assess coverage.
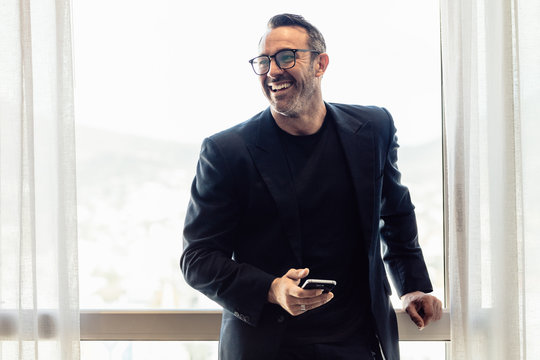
[264,72,319,118]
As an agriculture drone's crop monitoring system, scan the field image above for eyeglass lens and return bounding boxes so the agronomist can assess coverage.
[251,50,296,75]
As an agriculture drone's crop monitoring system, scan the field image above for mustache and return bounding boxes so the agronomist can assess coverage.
[265,74,294,85]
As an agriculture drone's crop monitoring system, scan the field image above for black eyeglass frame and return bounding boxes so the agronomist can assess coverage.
[248,49,320,75]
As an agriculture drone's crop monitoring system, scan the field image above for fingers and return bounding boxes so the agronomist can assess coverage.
[405,295,443,329]
[420,296,443,327]
[268,268,334,316]
[423,296,443,325]
[405,302,425,329]
[419,299,433,327]
[433,298,442,320]
[290,292,334,316]
[268,268,309,304]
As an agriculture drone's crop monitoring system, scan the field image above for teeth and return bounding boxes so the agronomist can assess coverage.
[270,82,291,91]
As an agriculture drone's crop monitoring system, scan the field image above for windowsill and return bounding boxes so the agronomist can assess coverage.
[79,309,450,341]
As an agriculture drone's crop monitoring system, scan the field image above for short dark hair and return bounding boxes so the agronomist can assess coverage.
[266,13,326,53]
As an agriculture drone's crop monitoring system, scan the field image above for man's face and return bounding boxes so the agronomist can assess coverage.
[258,26,320,117]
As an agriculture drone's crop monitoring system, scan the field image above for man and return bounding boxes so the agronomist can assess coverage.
[181,13,442,360]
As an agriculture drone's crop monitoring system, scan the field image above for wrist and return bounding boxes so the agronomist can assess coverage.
[267,277,279,304]
[401,290,425,301]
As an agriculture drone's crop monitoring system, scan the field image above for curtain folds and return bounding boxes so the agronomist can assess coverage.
[0,0,80,359]
[441,0,540,358]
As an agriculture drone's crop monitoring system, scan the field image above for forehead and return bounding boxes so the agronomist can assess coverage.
[259,26,310,55]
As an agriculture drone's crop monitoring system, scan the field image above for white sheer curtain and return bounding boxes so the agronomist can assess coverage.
[0,0,80,359]
[441,0,540,358]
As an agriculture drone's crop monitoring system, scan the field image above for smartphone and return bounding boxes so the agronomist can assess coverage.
[301,279,336,293]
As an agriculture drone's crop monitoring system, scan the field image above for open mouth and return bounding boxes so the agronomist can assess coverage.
[268,81,293,92]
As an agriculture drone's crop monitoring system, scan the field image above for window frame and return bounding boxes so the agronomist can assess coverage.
[72,0,450,351]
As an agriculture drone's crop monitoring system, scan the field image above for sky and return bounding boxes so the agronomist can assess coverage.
[72,0,441,146]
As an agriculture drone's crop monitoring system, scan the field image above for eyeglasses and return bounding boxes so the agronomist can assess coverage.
[248,49,320,75]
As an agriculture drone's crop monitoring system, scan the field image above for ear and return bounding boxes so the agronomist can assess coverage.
[314,53,329,77]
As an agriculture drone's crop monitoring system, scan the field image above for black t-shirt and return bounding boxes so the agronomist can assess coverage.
[275,111,373,345]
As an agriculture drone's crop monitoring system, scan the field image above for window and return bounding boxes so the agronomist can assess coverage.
[73,0,447,358]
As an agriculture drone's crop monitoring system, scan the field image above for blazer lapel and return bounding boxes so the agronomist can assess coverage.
[246,109,303,266]
[328,104,377,253]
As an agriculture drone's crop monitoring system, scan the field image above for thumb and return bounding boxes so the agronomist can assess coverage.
[286,268,310,281]
[406,303,425,329]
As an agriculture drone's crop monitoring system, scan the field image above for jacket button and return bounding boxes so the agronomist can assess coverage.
[277,315,285,323]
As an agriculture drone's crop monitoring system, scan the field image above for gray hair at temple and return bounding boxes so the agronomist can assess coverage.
[266,13,327,54]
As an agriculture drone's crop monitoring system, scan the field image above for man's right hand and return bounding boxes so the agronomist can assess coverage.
[267,268,334,316]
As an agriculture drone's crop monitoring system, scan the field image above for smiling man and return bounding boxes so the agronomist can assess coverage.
[255,26,325,132]
[181,13,441,360]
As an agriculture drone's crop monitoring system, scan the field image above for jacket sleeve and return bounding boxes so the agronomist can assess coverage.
[180,137,275,327]
[378,108,433,297]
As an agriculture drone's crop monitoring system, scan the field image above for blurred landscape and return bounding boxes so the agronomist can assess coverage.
[76,124,443,310]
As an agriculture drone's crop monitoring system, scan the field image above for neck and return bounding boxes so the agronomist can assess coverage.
[272,101,327,136]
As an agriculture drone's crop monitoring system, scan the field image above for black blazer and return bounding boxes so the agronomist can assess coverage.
[181,103,433,360]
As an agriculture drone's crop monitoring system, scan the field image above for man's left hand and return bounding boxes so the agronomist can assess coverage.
[401,291,442,330]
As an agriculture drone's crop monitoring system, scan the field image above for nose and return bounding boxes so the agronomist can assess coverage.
[267,57,284,77]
